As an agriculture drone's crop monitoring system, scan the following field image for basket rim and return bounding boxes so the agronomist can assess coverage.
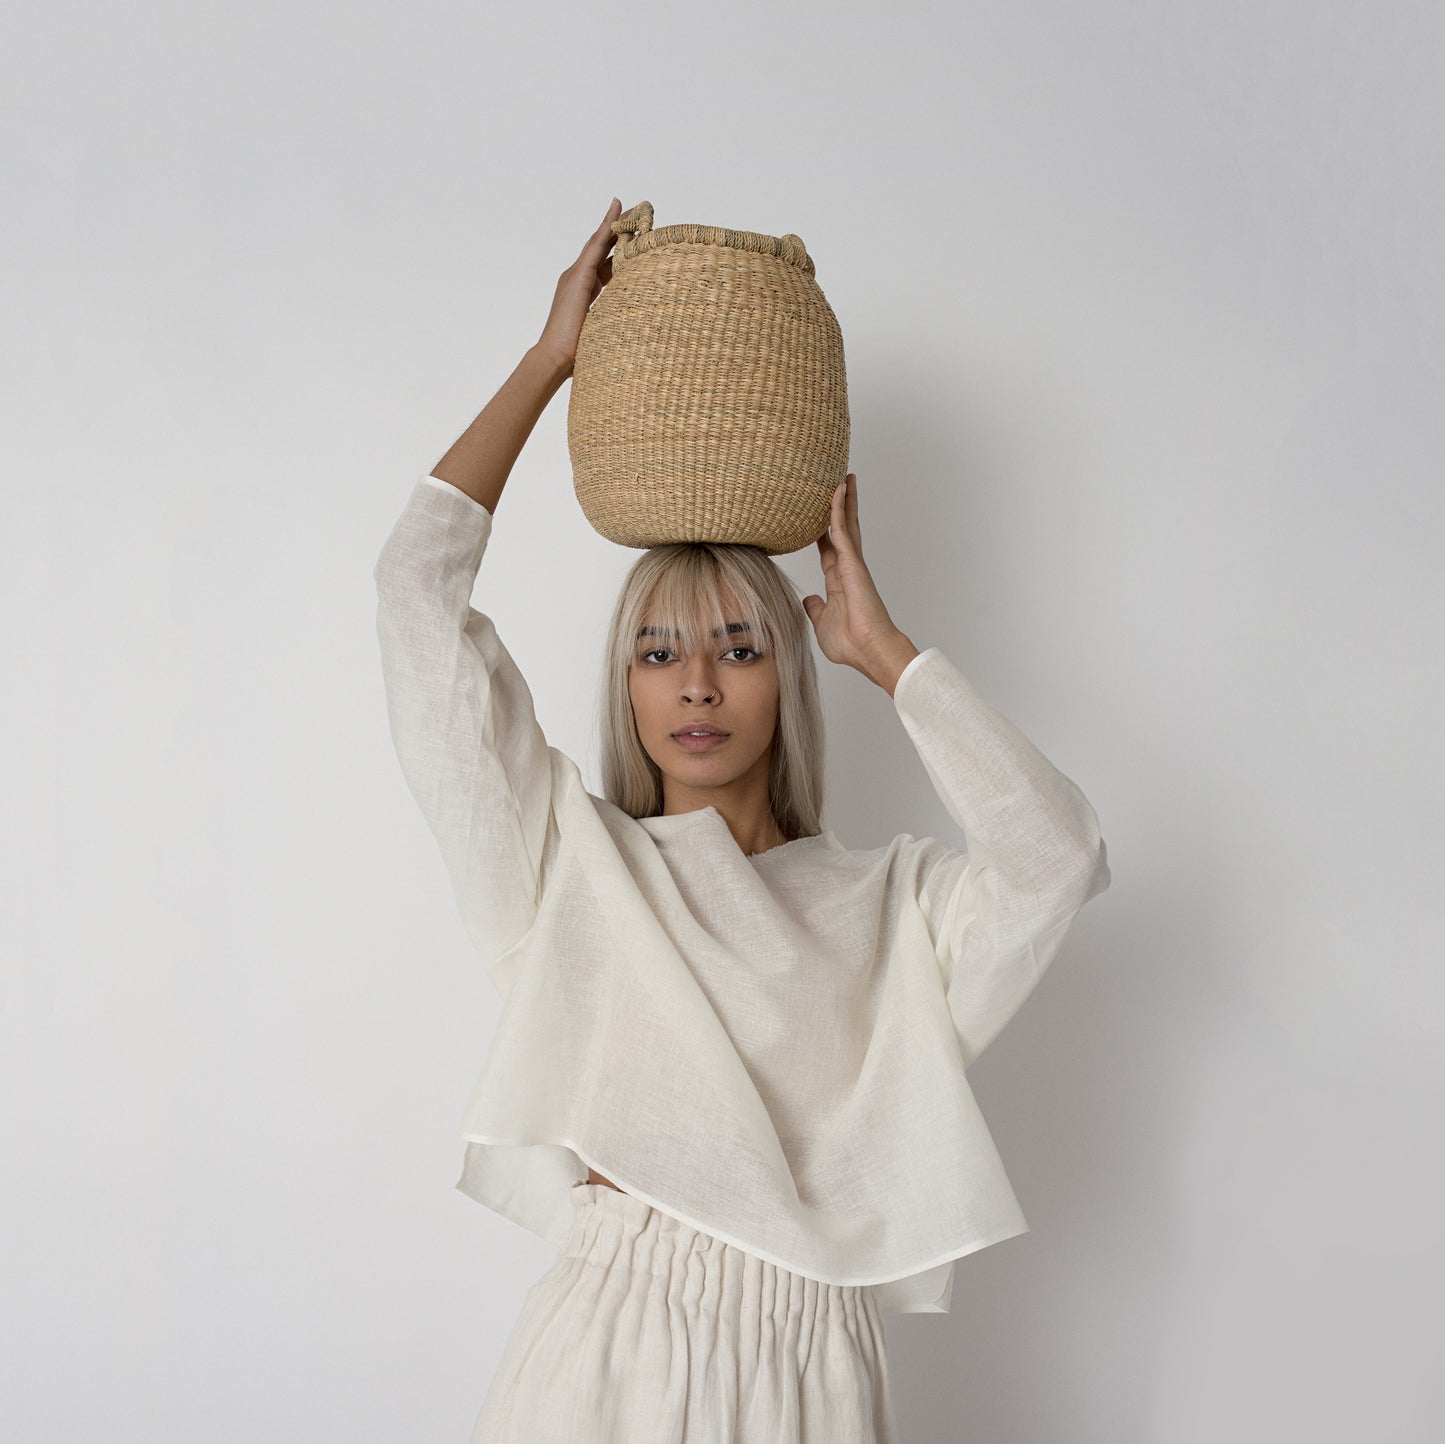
[615,222,815,278]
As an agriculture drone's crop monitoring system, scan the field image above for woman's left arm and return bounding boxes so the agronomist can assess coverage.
[804,474,1111,1067]
[889,645,1110,1066]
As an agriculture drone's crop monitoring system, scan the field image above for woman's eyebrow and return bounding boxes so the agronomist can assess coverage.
[635,622,755,641]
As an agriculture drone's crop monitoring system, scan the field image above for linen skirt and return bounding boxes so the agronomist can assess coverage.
[468,1180,899,1443]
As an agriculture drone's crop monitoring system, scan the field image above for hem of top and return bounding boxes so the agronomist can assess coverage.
[457,1130,1031,1291]
[420,472,493,518]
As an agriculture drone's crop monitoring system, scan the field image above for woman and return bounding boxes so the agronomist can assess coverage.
[373,199,1111,1443]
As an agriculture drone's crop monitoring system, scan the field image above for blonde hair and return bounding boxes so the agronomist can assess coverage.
[596,542,826,841]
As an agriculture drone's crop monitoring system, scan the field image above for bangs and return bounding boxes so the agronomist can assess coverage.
[626,548,775,664]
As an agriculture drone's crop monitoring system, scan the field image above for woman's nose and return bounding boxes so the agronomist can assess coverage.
[681,666,718,699]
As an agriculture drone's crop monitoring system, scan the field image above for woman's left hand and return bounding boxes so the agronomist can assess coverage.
[801,474,911,675]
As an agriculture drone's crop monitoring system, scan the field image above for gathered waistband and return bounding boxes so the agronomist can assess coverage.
[470,1182,898,1440]
[563,1181,879,1319]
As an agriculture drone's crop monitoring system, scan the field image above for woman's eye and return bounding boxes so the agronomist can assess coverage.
[640,647,760,664]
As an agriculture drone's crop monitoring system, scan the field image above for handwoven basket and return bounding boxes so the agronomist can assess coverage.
[567,200,849,555]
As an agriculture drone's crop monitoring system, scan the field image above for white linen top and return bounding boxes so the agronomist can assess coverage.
[373,473,1111,1316]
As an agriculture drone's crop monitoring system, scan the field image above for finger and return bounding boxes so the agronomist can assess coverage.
[828,478,851,551]
[581,202,622,258]
[843,472,863,553]
[818,533,839,589]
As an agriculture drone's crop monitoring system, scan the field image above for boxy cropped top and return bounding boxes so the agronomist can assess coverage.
[372,473,1111,1315]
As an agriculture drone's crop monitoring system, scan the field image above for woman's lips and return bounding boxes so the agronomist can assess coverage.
[672,732,730,751]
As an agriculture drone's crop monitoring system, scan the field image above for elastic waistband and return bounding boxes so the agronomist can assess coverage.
[563,1182,877,1312]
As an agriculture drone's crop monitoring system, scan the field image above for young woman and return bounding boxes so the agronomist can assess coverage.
[373,199,1111,1443]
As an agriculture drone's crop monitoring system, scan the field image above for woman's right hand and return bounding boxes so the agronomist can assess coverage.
[535,198,625,376]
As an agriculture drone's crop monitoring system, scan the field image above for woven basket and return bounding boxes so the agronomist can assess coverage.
[567,200,849,555]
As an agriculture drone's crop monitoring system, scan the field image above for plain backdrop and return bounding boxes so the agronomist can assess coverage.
[4,2,1442,1441]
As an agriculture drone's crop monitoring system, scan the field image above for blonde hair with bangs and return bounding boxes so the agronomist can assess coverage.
[596,543,826,840]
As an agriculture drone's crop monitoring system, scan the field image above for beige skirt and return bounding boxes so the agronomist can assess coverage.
[468,1181,899,1443]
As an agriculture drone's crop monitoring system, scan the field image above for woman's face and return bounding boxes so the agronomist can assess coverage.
[627,596,781,809]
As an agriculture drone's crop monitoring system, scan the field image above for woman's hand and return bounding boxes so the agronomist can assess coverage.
[536,198,625,375]
[802,474,918,686]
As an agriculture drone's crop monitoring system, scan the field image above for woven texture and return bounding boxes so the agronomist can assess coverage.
[567,200,850,555]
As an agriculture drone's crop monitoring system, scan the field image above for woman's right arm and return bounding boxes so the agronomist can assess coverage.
[430,197,625,514]
[373,478,555,976]
[371,198,628,982]
[428,344,572,514]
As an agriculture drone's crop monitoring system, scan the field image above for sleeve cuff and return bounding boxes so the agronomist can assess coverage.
[420,472,494,518]
[891,645,989,718]
[892,646,933,697]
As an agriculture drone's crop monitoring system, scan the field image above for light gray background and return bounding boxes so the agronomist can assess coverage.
[4,2,1442,1440]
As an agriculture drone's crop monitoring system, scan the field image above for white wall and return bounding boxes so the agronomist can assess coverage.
[4,2,1441,1440]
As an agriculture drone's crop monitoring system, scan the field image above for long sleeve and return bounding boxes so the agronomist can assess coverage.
[372,474,558,983]
[892,646,1111,1068]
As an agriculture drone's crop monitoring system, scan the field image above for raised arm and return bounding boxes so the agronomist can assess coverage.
[373,477,557,985]
[805,473,1109,1067]
[429,198,626,513]
[372,199,631,988]
[891,645,1110,1067]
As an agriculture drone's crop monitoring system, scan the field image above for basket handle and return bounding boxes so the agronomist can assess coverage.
[777,233,810,269]
[612,199,654,244]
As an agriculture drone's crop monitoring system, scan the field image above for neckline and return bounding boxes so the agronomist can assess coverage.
[640,805,836,861]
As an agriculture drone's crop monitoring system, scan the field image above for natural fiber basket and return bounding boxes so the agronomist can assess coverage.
[567,200,849,555]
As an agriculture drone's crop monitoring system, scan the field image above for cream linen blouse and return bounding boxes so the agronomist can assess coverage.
[373,473,1111,1316]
